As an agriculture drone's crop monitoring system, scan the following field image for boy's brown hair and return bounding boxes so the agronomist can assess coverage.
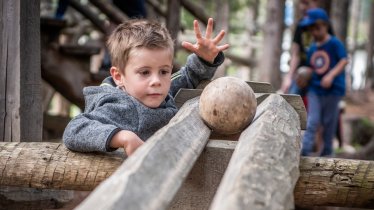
[107,19,174,72]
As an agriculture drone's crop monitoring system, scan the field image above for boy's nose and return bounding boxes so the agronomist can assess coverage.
[150,75,161,86]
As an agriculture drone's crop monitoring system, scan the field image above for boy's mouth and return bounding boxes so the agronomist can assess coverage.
[147,93,162,97]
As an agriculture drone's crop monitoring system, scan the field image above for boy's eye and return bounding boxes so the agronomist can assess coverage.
[161,69,171,75]
[140,70,150,76]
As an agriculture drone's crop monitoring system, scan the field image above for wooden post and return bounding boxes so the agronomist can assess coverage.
[0,0,42,142]
[330,0,350,47]
[166,0,181,51]
[258,0,285,90]
[210,94,301,210]
[76,98,211,210]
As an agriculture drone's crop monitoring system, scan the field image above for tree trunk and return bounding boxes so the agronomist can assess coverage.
[210,94,301,210]
[366,1,374,89]
[318,0,332,16]
[258,0,285,90]
[0,0,42,142]
[330,0,350,47]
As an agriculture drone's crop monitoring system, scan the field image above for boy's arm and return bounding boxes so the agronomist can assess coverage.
[63,96,141,153]
[169,52,224,96]
[169,18,228,96]
[321,40,348,89]
[321,58,348,88]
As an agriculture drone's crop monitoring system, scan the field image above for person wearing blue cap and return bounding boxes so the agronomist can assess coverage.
[300,8,348,156]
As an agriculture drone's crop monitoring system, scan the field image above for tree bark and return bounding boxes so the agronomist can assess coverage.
[258,0,285,90]
[210,94,301,210]
[295,157,374,208]
[367,1,374,89]
[330,0,350,47]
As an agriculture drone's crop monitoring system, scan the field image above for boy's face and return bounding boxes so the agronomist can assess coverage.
[112,48,173,108]
[309,22,329,42]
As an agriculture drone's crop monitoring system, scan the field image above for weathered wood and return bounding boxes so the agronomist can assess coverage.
[0,0,42,142]
[1,141,374,208]
[76,98,211,210]
[174,89,306,130]
[0,142,123,190]
[296,157,374,208]
[210,94,301,210]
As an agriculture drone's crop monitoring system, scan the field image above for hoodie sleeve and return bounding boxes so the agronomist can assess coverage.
[63,93,139,152]
[169,52,225,97]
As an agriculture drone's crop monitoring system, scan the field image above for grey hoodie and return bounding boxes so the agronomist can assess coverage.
[63,53,224,152]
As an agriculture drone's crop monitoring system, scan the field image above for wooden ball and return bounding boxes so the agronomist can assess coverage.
[199,77,257,134]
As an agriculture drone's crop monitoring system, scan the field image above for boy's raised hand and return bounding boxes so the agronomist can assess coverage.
[182,18,229,64]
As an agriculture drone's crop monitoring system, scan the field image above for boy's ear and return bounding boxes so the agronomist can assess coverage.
[110,67,123,86]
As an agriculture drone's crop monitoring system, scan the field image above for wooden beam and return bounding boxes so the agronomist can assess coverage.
[76,98,211,210]
[166,0,181,48]
[210,94,301,210]
[0,0,42,142]
[146,0,168,17]
[174,89,306,130]
[0,141,374,208]
[180,0,209,26]
[68,0,109,34]
[89,0,128,25]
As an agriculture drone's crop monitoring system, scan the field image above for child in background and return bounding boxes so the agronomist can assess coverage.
[300,9,348,156]
[63,18,229,156]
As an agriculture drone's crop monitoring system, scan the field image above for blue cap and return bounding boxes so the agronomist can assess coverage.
[299,8,329,27]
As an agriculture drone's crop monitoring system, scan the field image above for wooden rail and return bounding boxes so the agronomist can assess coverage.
[1,95,373,208]
[210,94,301,210]
[76,98,211,210]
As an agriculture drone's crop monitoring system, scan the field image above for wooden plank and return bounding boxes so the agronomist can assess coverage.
[76,98,211,210]
[0,0,42,142]
[166,0,181,47]
[210,94,301,210]
[0,142,374,208]
[174,89,306,130]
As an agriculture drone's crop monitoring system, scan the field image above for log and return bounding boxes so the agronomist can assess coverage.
[76,98,211,210]
[0,143,374,208]
[174,89,306,130]
[0,142,123,190]
[295,157,374,208]
[210,94,301,210]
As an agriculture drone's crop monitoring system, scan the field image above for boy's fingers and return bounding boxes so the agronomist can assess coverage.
[181,41,196,52]
[205,18,213,39]
[194,20,202,40]
[213,30,226,44]
[217,44,230,51]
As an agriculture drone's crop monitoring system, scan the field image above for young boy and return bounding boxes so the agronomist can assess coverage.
[63,18,229,156]
[299,9,348,156]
